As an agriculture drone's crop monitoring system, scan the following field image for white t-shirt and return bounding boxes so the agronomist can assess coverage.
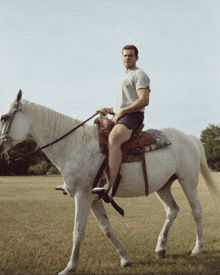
[114,67,150,114]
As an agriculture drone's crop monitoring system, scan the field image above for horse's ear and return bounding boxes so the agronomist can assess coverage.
[13,90,22,111]
[17,90,22,103]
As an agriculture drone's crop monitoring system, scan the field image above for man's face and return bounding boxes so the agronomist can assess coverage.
[122,49,138,70]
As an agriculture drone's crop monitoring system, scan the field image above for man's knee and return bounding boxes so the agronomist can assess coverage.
[108,124,132,147]
[108,131,121,147]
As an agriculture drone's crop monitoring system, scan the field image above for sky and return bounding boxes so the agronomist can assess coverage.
[0,0,219,138]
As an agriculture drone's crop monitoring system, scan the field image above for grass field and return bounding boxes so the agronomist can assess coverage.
[0,174,220,275]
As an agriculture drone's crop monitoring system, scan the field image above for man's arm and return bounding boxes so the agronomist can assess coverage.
[112,88,150,123]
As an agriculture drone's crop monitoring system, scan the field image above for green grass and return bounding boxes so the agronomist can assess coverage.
[0,174,220,274]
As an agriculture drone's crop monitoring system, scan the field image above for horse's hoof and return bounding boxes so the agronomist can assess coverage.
[191,252,201,257]
[156,250,166,259]
[121,260,133,267]
[58,265,76,275]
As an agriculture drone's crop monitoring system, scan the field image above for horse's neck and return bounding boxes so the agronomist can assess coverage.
[25,102,77,143]
[23,101,98,164]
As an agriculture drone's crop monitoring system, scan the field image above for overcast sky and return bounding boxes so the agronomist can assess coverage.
[0,0,219,138]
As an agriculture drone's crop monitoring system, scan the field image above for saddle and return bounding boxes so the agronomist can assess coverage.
[94,117,156,156]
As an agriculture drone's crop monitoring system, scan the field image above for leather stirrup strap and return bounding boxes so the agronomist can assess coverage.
[139,143,149,196]
[110,199,124,216]
[93,158,107,188]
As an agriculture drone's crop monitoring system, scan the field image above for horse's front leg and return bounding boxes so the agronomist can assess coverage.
[59,190,92,275]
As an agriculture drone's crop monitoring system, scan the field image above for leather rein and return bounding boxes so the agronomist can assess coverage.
[4,111,99,162]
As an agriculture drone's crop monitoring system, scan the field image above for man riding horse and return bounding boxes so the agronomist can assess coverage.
[92,45,151,200]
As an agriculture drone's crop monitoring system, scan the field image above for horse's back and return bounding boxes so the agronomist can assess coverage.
[161,127,202,177]
[161,127,201,154]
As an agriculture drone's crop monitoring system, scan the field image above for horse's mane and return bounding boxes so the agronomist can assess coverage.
[20,99,98,144]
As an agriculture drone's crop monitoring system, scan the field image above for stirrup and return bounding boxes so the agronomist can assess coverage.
[92,184,112,203]
[102,193,112,204]
[92,187,107,197]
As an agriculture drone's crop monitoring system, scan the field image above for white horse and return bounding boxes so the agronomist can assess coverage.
[1,90,220,275]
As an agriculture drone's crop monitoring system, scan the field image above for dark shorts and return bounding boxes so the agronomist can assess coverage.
[116,111,144,132]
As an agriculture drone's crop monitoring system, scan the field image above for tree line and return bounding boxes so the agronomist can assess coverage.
[0,137,59,176]
[0,124,220,176]
[200,124,220,171]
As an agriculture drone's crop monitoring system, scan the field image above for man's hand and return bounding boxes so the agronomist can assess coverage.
[112,110,125,123]
[99,108,114,117]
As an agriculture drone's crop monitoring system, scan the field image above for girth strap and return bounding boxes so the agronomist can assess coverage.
[110,199,124,217]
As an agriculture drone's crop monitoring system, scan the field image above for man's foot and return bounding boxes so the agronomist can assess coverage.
[55,185,68,195]
[92,186,107,197]
[92,183,113,201]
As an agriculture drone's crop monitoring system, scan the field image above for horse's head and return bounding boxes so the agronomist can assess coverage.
[0,90,30,155]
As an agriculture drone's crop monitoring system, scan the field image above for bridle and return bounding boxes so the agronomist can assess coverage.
[0,107,99,161]
[0,105,21,146]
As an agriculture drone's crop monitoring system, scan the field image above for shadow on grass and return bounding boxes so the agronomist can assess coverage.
[136,250,220,275]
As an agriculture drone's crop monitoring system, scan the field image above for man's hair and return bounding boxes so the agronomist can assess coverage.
[122,45,138,56]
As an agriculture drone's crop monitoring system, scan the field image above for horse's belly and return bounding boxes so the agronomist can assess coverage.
[115,162,146,197]
[115,149,176,198]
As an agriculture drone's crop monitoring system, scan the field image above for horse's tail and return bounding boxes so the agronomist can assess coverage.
[190,135,220,212]
[200,153,220,212]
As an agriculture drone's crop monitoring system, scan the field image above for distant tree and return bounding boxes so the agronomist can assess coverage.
[0,155,10,176]
[28,159,59,175]
[0,136,60,175]
[200,124,220,171]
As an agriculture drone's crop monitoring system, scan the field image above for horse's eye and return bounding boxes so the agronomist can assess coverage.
[1,115,9,122]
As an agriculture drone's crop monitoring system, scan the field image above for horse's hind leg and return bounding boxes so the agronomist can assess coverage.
[155,179,179,259]
[91,199,132,267]
[179,178,204,255]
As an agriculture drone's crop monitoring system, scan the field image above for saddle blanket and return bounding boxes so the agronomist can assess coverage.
[123,129,171,163]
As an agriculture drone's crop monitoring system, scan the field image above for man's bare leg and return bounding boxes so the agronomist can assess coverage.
[92,124,132,198]
[107,124,132,194]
